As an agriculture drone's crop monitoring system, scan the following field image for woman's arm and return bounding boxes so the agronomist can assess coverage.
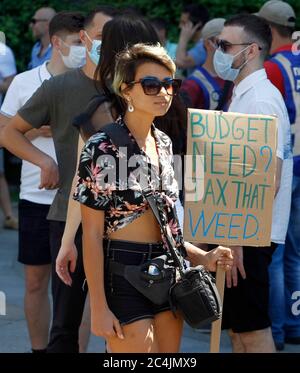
[81,204,124,340]
[63,135,85,242]
[57,99,116,284]
[172,200,232,272]
[184,241,233,272]
[61,99,114,249]
[56,136,85,285]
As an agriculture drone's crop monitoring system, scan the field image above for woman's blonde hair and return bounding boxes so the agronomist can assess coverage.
[112,43,176,97]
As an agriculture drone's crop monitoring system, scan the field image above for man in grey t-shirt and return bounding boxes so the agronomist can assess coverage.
[18,68,99,222]
[0,7,116,353]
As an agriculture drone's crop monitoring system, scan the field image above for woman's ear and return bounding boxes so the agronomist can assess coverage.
[120,84,132,103]
[120,82,128,95]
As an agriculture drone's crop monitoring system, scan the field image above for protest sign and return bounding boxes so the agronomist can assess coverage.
[184,109,277,246]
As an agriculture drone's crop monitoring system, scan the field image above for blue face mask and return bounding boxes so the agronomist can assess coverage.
[85,32,101,65]
[213,45,250,81]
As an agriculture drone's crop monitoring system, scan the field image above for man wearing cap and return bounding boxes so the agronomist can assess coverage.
[257,0,300,350]
[181,18,232,110]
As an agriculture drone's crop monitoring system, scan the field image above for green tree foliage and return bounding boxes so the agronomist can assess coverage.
[0,0,299,71]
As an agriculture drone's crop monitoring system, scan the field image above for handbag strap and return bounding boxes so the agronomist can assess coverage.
[142,187,186,275]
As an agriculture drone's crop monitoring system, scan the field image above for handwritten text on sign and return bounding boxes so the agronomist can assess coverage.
[184,109,277,246]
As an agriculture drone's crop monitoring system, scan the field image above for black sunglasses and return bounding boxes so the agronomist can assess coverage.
[30,18,48,24]
[216,39,262,53]
[127,76,182,96]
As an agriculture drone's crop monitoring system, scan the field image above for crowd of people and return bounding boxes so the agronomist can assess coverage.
[0,0,299,353]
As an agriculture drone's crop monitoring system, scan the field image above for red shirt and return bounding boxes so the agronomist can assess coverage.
[264,44,293,97]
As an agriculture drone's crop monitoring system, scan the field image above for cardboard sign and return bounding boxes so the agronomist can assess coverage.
[183,109,277,247]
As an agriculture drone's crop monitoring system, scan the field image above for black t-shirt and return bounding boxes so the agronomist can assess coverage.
[18,68,101,221]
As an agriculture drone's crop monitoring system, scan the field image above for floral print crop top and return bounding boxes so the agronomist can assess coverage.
[74,117,185,251]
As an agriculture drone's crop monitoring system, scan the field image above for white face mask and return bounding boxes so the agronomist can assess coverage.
[59,40,86,68]
[213,45,250,81]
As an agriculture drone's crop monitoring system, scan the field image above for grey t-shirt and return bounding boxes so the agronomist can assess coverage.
[18,68,101,222]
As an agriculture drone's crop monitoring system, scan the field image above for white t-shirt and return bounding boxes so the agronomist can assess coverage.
[229,68,293,244]
[0,62,57,205]
[0,43,17,104]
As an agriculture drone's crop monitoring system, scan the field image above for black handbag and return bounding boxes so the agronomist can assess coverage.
[143,188,222,329]
[169,266,222,328]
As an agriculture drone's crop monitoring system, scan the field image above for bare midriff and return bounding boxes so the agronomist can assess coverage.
[108,208,162,243]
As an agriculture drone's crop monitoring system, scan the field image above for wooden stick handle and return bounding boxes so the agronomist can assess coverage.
[210,266,226,353]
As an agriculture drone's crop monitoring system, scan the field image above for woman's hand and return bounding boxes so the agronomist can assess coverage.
[91,306,124,340]
[203,246,234,272]
[185,242,233,271]
[56,240,78,286]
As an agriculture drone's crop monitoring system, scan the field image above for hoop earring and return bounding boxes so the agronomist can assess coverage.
[128,103,134,112]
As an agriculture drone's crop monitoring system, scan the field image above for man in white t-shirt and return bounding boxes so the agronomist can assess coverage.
[0,11,85,353]
[213,14,293,352]
[0,41,18,230]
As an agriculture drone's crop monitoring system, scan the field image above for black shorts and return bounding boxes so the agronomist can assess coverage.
[18,199,51,265]
[103,239,171,326]
[222,244,277,333]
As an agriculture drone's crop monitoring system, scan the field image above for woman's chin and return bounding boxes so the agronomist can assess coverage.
[153,107,170,117]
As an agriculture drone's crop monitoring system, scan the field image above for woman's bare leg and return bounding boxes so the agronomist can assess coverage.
[107,318,159,353]
[154,311,183,353]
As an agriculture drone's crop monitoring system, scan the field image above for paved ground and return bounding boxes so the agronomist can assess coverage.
[0,211,299,353]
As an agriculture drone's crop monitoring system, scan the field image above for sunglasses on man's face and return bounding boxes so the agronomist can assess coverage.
[128,77,182,96]
[30,18,48,25]
[216,39,262,53]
